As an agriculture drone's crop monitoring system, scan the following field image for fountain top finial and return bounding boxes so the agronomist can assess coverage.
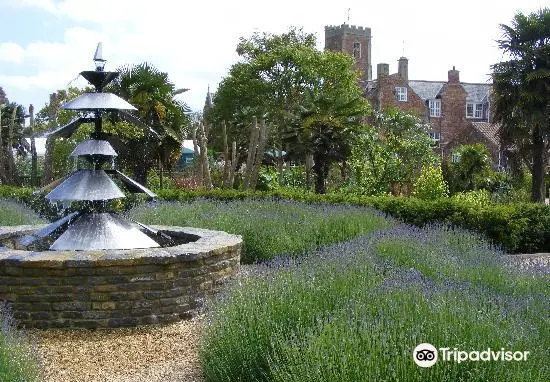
[93,42,106,72]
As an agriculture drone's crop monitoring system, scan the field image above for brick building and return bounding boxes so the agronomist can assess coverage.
[324,24,505,169]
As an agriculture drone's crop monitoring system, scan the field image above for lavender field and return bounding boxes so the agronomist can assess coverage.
[0,199,547,381]
[188,202,548,382]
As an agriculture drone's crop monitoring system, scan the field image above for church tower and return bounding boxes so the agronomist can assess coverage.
[324,24,372,81]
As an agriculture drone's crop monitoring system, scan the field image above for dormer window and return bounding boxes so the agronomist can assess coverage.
[466,102,483,118]
[429,99,441,117]
[396,87,407,102]
[353,42,361,59]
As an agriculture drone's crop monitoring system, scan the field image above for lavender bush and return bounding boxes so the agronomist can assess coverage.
[127,198,391,263]
[200,224,549,381]
[0,200,45,226]
[0,303,41,381]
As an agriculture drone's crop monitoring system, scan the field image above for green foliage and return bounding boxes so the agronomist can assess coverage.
[412,165,449,200]
[127,199,390,263]
[0,303,42,381]
[256,167,279,191]
[491,8,550,202]
[349,109,438,195]
[451,189,491,208]
[106,62,191,184]
[447,144,492,193]
[200,226,548,381]
[210,27,368,193]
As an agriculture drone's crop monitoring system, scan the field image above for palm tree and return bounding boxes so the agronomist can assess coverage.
[108,63,191,185]
[491,8,550,202]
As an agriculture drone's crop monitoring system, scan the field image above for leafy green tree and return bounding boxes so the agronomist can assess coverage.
[107,63,191,185]
[350,108,438,195]
[210,28,368,193]
[0,102,27,185]
[448,144,492,193]
[491,8,550,202]
[210,28,317,162]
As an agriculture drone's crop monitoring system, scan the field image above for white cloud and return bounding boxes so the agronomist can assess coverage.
[3,0,548,111]
[0,42,25,63]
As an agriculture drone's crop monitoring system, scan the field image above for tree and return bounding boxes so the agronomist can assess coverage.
[448,144,492,193]
[107,63,191,185]
[491,8,550,202]
[210,28,368,193]
[285,50,369,193]
[350,108,438,195]
[0,102,27,185]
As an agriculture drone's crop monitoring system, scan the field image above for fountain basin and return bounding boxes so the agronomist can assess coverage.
[0,225,241,329]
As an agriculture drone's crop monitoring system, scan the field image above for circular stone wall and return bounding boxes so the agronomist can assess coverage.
[0,225,241,329]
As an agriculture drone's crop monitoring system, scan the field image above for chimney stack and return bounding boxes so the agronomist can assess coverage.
[448,66,460,83]
[377,63,389,78]
[397,57,408,81]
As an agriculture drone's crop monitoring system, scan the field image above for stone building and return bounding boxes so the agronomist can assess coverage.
[324,24,372,82]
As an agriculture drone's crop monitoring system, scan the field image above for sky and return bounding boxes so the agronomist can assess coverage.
[0,0,547,116]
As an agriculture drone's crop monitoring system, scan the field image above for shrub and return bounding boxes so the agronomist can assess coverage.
[0,303,42,382]
[200,226,549,381]
[412,165,449,200]
[451,189,491,208]
[127,199,391,263]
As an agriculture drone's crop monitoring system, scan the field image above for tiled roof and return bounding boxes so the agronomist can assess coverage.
[408,81,445,100]
[462,83,491,103]
[471,122,500,147]
[366,78,493,104]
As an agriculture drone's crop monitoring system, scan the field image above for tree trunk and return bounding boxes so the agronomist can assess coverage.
[249,119,269,190]
[158,155,164,189]
[42,137,55,184]
[29,104,38,186]
[0,106,6,184]
[305,153,313,190]
[531,124,545,202]
[191,124,202,186]
[313,153,329,194]
[199,123,212,189]
[6,107,18,185]
[228,141,237,188]
[43,93,59,185]
[221,121,230,187]
[243,117,259,189]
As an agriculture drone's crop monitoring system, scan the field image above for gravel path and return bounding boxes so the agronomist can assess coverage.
[29,315,205,382]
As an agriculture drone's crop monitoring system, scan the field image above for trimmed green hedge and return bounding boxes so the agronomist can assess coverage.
[2,185,549,253]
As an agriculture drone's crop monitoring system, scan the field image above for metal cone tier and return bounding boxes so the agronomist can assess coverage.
[46,170,125,201]
[26,43,163,251]
[50,213,159,250]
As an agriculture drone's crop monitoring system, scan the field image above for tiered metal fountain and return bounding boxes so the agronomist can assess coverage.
[21,43,166,251]
[0,45,241,328]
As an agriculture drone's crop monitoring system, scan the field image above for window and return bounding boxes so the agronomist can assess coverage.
[396,87,407,102]
[353,42,361,59]
[451,153,461,163]
[429,99,441,117]
[429,131,440,148]
[466,102,484,118]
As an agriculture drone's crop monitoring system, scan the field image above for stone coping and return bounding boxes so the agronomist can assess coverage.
[0,225,242,328]
[0,225,242,267]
